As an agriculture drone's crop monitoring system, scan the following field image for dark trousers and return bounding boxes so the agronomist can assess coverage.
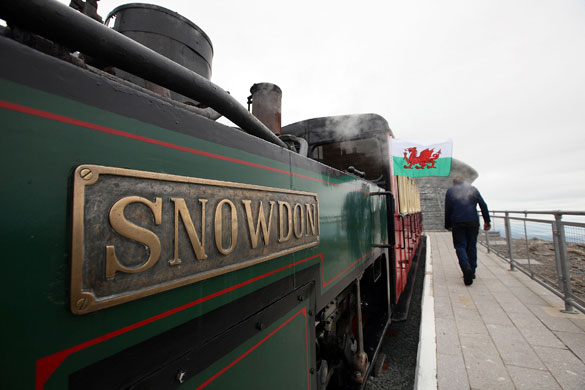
[451,222,479,273]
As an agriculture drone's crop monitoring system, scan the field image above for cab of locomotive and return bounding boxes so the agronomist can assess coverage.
[281,114,393,189]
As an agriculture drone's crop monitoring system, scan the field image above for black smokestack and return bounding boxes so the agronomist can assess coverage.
[249,83,282,135]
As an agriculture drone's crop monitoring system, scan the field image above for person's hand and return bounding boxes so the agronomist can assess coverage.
[484,222,491,231]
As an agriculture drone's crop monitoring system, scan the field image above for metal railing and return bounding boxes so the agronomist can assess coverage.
[478,210,585,314]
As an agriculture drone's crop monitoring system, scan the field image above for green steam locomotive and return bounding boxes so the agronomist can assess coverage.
[0,1,423,389]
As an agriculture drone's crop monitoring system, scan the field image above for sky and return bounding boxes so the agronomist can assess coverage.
[58,0,585,211]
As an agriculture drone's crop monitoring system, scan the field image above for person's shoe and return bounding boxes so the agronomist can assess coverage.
[464,268,473,286]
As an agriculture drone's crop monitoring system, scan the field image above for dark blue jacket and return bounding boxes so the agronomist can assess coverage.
[444,183,490,229]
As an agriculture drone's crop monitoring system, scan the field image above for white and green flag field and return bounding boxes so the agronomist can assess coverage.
[391,139,453,177]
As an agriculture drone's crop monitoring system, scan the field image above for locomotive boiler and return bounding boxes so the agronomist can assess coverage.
[0,1,424,389]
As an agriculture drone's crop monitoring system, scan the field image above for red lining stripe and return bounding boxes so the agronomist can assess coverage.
[321,243,386,287]
[0,100,364,190]
[195,308,309,390]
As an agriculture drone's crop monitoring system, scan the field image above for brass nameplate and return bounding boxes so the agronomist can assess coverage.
[71,165,319,314]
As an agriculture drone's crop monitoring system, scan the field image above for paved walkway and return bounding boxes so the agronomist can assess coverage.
[428,232,585,390]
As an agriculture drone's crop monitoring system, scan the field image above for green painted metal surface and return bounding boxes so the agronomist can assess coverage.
[184,305,311,390]
[0,73,387,388]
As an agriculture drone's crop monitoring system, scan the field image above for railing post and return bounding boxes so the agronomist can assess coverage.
[523,212,532,275]
[504,212,515,271]
[554,213,577,313]
[481,210,493,253]
[552,223,563,287]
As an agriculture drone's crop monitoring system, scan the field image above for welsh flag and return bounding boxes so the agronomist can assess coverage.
[390,138,453,177]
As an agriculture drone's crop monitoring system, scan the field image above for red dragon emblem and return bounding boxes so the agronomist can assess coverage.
[403,147,442,169]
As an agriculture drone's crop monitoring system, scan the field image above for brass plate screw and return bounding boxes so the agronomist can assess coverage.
[80,168,93,180]
[76,297,88,311]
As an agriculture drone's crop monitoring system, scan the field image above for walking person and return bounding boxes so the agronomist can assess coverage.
[444,176,491,285]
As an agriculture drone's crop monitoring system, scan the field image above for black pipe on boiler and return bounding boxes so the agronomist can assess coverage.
[0,0,288,149]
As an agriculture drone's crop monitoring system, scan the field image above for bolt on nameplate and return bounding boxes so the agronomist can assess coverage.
[71,165,320,314]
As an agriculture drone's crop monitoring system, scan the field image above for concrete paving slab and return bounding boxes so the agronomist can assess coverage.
[554,331,585,362]
[435,317,462,356]
[477,304,514,327]
[433,282,449,298]
[451,294,476,311]
[507,286,549,305]
[464,356,515,390]
[486,323,546,369]
[507,311,566,349]
[570,317,585,332]
[453,308,490,336]
[459,332,500,361]
[528,304,583,333]
[540,304,585,320]
[507,366,561,390]
[466,285,493,299]
[433,295,454,320]
[540,295,567,308]
[436,352,469,390]
[491,292,533,315]
[447,282,471,297]
[497,274,527,288]
[533,345,585,390]
[468,294,498,309]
